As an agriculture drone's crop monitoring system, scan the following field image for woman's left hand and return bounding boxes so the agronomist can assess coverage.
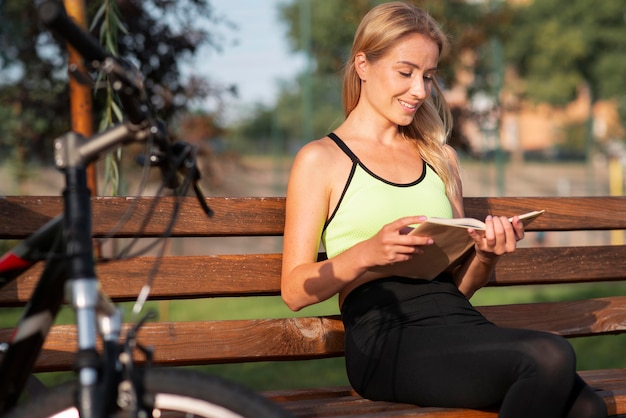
[468,215,525,263]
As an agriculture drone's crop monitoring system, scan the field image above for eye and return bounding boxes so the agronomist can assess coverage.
[399,71,412,78]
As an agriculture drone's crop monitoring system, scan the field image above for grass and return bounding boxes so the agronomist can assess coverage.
[4,282,626,391]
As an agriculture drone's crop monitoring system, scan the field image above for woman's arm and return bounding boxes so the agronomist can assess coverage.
[281,139,432,311]
[280,140,367,311]
[443,145,524,298]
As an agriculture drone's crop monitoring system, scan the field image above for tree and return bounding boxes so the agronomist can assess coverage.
[278,0,499,78]
[0,0,231,168]
[506,0,626,110]
[260,0,504,152]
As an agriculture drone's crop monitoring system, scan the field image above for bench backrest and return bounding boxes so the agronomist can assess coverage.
[1,195,626,372]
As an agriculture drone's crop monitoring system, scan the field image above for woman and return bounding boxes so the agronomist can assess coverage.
[280,2,606,417]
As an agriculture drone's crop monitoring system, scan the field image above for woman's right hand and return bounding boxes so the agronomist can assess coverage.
[360,216,434,270]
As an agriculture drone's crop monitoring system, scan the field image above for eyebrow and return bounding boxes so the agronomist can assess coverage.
[396,60,438,72]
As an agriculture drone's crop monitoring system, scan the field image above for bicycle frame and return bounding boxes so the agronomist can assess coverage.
[0,215,66,412]
[0,2,215,416]
[0,124,150,416]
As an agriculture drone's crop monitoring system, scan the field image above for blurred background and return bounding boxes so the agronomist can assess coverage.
[1,0,625,391]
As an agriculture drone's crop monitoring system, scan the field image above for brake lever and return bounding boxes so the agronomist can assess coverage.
[136,142,213,217]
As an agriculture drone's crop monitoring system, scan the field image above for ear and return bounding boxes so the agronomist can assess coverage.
[354,52,368,81]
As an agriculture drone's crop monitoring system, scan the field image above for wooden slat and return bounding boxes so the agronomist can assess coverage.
[3,196,626,239]
[581,368,626,389]
[281,397,462,418]
[0,196,286,238]
[463,196,626,231]
[0,316,345,373]
[493,246,626,285]
[0,254,283,306]
[580,369,626,416]
[3,245,626,306]
[284,404,498,418]
[266,370,626,417]
[3,296,626,373]
[478,296,626,337]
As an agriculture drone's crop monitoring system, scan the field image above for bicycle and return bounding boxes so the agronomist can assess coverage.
[0,2,293,417]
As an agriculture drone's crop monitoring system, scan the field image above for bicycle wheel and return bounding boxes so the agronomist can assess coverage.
[4,368,294,418]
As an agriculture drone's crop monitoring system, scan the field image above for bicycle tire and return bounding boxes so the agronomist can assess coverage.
[3,368,294,418]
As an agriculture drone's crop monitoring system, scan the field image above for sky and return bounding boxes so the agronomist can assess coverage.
[189,0,306,117]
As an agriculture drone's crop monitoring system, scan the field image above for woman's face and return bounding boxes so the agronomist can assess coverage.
[357,32,440,127]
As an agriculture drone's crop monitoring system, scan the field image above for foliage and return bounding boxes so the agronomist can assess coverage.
[278,0,498,79]
[231,0,625,157]
[0,0,230,171]
[96,0,127,195]
[232,0,510,154]
[506,0,626,107]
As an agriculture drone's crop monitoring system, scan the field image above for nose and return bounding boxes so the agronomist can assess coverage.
[410,77,429,100]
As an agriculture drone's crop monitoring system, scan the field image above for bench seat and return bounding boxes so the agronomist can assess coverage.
[2,195,626,417]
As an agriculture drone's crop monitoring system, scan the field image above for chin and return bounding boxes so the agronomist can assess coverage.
[396,118,415,127]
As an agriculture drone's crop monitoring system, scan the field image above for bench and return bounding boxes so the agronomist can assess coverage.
[2,194,626,417]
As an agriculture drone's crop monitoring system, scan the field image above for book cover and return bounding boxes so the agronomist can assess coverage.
[370,210,545,280]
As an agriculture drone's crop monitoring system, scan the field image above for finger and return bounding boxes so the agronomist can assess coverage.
[397,215,428,228]
[388,216,427,235]
[487,216,515,253]
[495,216,519,251]
[483,215,498,246]
[401,233,434,246]
[510,216,525,241]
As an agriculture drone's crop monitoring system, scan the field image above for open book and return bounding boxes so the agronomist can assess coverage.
[370,210,545,280]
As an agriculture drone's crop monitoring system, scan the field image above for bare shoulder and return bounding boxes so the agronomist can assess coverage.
[296,136,340,159]
[292,136,347,173]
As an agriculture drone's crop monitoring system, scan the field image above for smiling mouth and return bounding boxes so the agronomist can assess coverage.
[399,99,417,110]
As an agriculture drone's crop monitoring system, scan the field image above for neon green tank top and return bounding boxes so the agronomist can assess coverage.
[322,133,453,259]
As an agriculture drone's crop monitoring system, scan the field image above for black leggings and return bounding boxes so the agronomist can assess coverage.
[341,277,607,418]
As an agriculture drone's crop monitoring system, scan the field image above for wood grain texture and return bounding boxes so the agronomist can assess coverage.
[3,195,626,417]
[3,195,626,239]
[3,246,626,306]
[266,368,626,417]
[4,295,626,372]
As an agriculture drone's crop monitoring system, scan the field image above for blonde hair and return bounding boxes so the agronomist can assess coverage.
[342,2,457,197]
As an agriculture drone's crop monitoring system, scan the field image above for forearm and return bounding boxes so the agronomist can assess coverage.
[453,251,500,299]
[281,245,372,311]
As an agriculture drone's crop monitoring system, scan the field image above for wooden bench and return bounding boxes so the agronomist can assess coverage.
[2,195,626,417]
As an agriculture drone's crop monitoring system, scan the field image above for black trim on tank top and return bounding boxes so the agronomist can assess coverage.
[327,132,426,187]
[324,133,358,231]
[328,132,359,163]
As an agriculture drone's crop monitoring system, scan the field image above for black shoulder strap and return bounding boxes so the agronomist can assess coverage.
[328,132,359,163]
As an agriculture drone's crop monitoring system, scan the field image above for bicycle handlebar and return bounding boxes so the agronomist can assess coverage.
[39,0,212,215]
[39,0,150,127]
[39,1,107,63]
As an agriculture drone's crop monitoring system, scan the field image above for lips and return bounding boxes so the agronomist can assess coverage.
[399,99,418,111]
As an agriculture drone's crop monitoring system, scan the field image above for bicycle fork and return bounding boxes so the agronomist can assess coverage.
[67,277,123,418]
